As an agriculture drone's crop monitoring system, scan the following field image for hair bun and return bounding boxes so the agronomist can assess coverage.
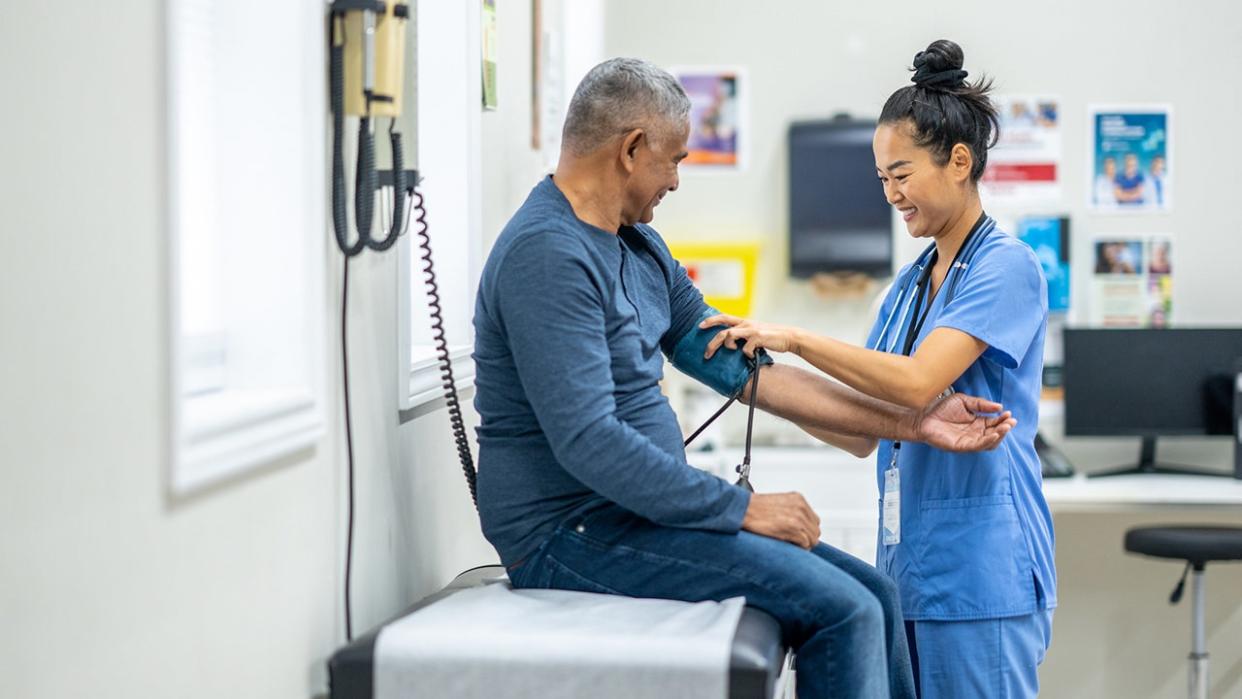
[911,39,968,89]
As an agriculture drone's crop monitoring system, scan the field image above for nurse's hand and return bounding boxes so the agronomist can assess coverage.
[700,314,801,359]
[915,393,1017,452]
[741,492,821,550]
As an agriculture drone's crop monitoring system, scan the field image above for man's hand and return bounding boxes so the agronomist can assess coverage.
[914,392,1017,452]
[741,492,821,549]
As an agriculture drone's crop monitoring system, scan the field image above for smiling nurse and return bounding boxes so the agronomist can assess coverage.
[702,39,1056,698]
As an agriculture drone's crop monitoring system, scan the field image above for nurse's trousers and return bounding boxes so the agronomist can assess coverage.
[906,610,1054,699]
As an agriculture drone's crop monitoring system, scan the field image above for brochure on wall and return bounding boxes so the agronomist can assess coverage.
[981,96,1062,205]
[1016,216,1070,313]
[671,67,746,170]
[1088,106,1171,212]
[482,0,498,110]
[1089,237,1173,327]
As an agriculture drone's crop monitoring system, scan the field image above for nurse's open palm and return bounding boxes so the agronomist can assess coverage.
[917,393,1017,452]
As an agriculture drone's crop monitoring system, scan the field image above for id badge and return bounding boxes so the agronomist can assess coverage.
[882,467,901,546]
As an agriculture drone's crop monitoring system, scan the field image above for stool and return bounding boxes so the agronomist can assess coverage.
[1124,526,1242,699]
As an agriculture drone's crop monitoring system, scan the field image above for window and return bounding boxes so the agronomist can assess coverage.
[167,0,325,493]
[398,0,482,410]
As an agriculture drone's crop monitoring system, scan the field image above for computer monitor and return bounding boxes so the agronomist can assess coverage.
[1062,327,1242,477]
[788,117,892,277]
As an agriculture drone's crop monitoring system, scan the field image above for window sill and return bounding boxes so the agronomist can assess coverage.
[403,344,475,410]
[173,387,322,495]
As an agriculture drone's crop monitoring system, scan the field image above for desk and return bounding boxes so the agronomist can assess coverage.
[689,446,1242,698]
[1041,472,1242,508]
[687,447,1242,560]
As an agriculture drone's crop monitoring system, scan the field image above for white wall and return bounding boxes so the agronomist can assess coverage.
[603,1,1242,696]
[605,0,1242,335]
[0,2,505,697]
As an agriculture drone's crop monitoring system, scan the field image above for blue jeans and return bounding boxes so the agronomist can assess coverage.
[507,502,916,699]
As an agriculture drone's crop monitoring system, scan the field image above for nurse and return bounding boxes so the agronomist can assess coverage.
[701,39,1055,698]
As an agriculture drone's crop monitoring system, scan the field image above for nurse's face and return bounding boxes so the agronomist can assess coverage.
[873,121,974,241]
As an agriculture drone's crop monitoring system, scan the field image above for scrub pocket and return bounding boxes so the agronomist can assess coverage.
[916,494,1035,618]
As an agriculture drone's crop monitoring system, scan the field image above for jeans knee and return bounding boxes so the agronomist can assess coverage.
[808,586,884,635]
[875,572,901,609]
[855,593,885,630]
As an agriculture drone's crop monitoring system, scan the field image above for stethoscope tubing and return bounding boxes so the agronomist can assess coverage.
[872,215,995,354]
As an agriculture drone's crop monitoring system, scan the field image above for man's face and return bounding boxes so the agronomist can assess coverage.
[620,118,689,226]
[1124,154,1139,176]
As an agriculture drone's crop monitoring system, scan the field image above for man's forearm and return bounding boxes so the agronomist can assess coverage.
[740,364,919,441]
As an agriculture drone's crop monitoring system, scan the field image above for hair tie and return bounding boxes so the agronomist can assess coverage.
[911,51,968,89]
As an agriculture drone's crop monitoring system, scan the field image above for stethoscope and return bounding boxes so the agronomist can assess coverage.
[873,212,994,479]
[871,212,995,356]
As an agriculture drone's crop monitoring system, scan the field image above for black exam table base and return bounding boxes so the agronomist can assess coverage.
[329,565,789,699]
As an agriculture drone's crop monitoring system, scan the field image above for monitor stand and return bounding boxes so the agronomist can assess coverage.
[1088,437,1233,478]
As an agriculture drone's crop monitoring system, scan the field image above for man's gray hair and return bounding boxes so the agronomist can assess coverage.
[562,57,691,156]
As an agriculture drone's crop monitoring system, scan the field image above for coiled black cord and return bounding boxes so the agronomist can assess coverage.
[412,188,478,507]
[329,25,362,256]
[371,122,406,251]
[353,117,376,246]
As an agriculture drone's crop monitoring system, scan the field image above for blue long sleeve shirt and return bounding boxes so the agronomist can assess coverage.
[472,176,751,566]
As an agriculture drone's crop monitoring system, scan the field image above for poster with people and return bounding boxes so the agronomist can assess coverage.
[1089,106,1172,212]
[672,67,745,170]
[981,96,1062,205]
[1090,237,1173,327]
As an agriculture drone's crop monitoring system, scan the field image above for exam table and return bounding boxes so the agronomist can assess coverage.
[328,565,789,699]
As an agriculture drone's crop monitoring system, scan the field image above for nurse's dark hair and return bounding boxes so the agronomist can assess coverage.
[879,39,999,182]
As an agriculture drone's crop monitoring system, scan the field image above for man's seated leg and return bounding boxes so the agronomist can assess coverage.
[808,542,916,699]
[507,503,895,699]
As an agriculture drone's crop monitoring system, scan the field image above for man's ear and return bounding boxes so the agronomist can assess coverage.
[619,128,645,174]
[950,143,973,183]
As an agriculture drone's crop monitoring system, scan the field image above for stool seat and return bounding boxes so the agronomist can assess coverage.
[1125,526,1242,565]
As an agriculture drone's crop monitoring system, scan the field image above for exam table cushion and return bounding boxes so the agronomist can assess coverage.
[328,565,787,699]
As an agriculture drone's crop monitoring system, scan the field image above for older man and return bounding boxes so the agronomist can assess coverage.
[471,58,1014,699]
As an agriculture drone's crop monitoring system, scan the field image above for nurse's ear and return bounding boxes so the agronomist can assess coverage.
[948,142,974,184]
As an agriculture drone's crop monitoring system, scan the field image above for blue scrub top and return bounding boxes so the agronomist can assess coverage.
[866,230,1057,622]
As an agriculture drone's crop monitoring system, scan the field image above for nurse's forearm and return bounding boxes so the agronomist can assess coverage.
[789,330,936,408]
[739,364,918,442]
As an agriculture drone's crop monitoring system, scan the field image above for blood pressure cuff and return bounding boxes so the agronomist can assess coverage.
[669,309,774,397]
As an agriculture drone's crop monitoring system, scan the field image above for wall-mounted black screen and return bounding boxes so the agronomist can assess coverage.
[788,118,891,277]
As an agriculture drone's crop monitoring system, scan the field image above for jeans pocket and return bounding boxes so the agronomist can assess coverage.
[544,554,622,595]
[565,503,642,547]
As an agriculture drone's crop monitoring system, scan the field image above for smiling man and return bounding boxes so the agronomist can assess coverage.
[470,57,1015,699]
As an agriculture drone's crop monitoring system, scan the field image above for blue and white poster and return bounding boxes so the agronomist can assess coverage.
[1089,105,1172,212]
[1017,216,1070,313]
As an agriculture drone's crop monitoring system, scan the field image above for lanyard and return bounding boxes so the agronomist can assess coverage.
[889,212,988,464]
